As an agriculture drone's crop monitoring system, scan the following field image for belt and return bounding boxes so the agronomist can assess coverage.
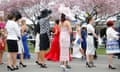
[88,33,93,36]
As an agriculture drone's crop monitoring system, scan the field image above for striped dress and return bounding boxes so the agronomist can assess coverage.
[106,27,120,54]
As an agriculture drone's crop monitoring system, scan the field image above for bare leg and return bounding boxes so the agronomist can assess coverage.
[39,50,45,64]
[37,52,40,62]
[7,53,13,66]
[108,54,113,65]
[80,48,85,58]
[64,61,67,67]
[0,52,4,64]
[20,53,24,63]
[12,52,17,67]
[91,55,94,62]
[87,55,91,63]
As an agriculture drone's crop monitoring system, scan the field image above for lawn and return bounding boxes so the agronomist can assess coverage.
[28,43,106,55]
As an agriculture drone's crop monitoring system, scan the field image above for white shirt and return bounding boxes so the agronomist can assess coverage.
[106,27,119,41]
[5,20,20,40]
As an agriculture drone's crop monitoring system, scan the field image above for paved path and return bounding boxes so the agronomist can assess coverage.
[0,53,120,72]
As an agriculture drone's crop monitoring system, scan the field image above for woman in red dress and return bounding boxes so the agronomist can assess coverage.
[45,20,60,61]
[0,17,6,65]
[0,29,6,64]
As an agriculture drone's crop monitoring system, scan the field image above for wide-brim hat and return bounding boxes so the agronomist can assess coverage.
[40,9,52,18]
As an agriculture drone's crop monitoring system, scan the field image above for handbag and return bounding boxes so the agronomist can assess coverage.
[77,38,80,45]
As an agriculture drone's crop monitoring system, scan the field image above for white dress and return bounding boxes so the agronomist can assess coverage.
[18,25,24,54]
[35,33,40,53]
[86,24,95,55]
[106,27,120,54]
[72,28,82,58]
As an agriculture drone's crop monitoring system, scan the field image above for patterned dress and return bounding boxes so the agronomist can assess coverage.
[60,26,70,61]
[106,27,120,54]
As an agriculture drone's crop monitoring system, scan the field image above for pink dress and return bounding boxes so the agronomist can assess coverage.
[60,26,70,61]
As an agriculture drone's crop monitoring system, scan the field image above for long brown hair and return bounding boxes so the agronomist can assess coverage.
[61,13,66,22]
[86,16,93,24]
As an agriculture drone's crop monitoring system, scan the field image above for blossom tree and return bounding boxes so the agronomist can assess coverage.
[1,0,120,20]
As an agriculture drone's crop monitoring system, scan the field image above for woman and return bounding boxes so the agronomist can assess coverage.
[38,9,51,68]
[17,19,27,67]
[35,16,41,65]
[59,13,72,70]
[45,20,60,61]
[5,10,22,71]
[86,16,98,68]
[72,24,83,58]
[0,29,6,65]
[81,25,87,58]
[21,20,30,59]
[0,17,6,65]
[106,20,120,69]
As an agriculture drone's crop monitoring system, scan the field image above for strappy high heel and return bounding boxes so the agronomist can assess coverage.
[7,66,14,71]
[108,65,116,69]
[19,62,27,67]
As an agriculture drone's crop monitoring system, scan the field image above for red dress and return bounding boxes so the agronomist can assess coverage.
[45,25,60,61]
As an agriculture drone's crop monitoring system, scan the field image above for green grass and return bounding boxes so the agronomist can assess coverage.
[28,43,106,55]
[96,48,106,55]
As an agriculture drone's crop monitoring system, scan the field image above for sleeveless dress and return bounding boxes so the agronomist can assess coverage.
[72,31,82,58]
[60,26,70,61]
[0,22,6,52]
[22,31,30,59]
[0,37,5,52]
[45,25,60,61]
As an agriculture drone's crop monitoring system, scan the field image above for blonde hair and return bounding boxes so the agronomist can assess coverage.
[21,19,26,26]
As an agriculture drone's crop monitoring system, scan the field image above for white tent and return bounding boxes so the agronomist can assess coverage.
[21,17,33,25]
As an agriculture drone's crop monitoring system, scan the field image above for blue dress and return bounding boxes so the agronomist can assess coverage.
[81,30,87,49]
[22,33,30,59]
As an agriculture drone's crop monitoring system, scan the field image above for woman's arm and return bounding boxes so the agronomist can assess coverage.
[66,21,72,34]
[13,24,21,39]
[111,28,119,40]
[77,27,82,41]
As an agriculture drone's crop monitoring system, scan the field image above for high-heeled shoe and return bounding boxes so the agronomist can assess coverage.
[7,66,14,71]
[13,65,19,70]
[108,65,116,69]
[19,62,27,67]
[90,62,96,67]
[40,63,47,68]
[86,62,92,68]
[35,61,41,65]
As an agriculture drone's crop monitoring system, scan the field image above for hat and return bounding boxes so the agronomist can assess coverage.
[106,20,114,27]
[81,24,87,28]
[40,9,52,18]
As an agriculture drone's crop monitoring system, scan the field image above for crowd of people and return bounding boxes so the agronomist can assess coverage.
[0,9,120,71]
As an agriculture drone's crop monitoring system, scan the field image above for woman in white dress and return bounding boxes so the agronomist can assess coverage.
[72,24,84,58]
[106,20,120,69]
[35,16,40,65]
[17,20,27,67]
[86,16,98,68]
